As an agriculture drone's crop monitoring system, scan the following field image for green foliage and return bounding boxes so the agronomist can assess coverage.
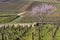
[0,24,60,40]
[0,16,19,24]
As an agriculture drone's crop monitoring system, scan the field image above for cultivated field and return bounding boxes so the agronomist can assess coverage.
[0,23,60,40]
[0,0,60,40]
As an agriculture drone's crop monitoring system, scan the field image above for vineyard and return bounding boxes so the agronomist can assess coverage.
[11,12,60,23]
[9,1,60,23]
[0,1,60,23]
[0,0,60,40]
[0,23,60,40]
[0,1,30,14]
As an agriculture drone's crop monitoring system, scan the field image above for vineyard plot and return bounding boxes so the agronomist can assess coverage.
[0,24,60,40]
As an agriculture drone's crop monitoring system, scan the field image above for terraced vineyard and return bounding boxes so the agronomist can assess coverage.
[11,13,60,23]
[0,1,60,23]
[9,1,60,23]
[0,24,60,40]
[0,1,31,14]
